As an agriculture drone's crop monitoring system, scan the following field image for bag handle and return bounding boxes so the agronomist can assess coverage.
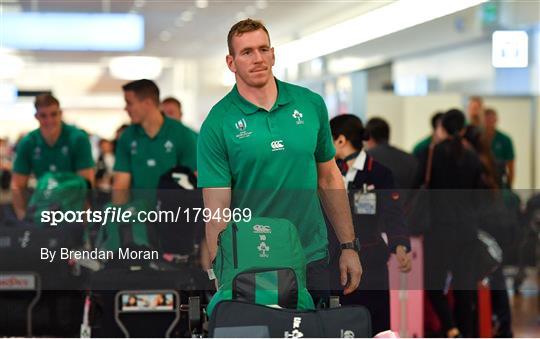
[424,144,435,186]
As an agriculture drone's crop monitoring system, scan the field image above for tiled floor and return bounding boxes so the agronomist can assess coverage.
[512,294,539,337]
[509,267,539,338]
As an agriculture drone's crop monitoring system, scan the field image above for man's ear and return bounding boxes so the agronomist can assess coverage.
[226,54,236,73]
[143,97,155,110]
[271,47,275,66]
[336,134,346,145]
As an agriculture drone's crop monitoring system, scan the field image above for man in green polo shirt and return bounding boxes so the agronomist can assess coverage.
[412,112,444,157]
[11,94,95,220]
[484,107,515,187]
[161,96,199,139]
[198,19,362,302]
[113,79,197,205]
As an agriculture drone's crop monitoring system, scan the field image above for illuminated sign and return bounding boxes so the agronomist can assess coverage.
[2,13,144,51]
[492,31,528,68]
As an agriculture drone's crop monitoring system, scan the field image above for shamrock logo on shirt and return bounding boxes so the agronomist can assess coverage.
[292,110,304,125]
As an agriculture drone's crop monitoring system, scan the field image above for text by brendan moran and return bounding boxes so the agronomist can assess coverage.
[40,247,159,263]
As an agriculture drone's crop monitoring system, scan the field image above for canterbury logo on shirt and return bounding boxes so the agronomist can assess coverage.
[271,140,285,151]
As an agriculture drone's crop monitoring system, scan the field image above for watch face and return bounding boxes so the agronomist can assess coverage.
[341,239,361,251]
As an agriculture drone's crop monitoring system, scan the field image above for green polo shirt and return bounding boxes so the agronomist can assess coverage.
[114,116,197,190]
[412,135,432,157]
[197,79,336,263]
[491,130,514,162]
[13,123,94,178]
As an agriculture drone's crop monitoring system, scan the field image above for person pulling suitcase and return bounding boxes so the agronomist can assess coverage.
[329,114,412,334]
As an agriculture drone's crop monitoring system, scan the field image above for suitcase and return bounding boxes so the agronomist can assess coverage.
[388,236,424,338]
[477,280,492,338]
[208,300,372,338]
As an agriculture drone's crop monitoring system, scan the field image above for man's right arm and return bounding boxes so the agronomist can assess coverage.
[112,172,131,205]
[202,187,231,261]
[11,173,29,220]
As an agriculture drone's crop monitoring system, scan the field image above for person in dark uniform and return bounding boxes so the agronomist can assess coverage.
[415,109,483,338]
[329,114,411,334]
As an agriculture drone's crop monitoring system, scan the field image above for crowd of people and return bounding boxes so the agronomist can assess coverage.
[0,18,530,338]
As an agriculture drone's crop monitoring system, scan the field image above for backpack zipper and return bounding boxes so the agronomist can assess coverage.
[232,223,238,269]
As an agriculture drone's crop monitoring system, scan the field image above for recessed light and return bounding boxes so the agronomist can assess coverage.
[195,0,208,9]
[133,0,145,8]
[109,56,163,80]
[174,16,184,27]
[159,30,172,42]
[181,10,193,22]
[255,0,267,10]
[0,54,24,80]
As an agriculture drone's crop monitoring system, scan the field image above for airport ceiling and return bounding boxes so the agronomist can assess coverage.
[5,0,389,63]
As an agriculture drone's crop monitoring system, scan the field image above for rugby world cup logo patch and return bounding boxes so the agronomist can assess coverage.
[235,118,247,131]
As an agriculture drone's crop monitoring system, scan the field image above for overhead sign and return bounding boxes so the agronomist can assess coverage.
[3,13,144,51]
[492,31,528,68]
[0,274,37,290]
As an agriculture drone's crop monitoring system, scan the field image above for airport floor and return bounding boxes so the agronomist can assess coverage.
[509,267,539,338]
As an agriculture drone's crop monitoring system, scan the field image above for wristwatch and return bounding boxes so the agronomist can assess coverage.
[340,238,361,252]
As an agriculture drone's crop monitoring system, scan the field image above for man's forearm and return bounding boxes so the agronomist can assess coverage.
[111,190,130,205]
[318,176,355,243]
[11,174,29,221]
[78,168,95,188]
[203,188,231,261]
[11,188,27,220]
[507,160,515,186]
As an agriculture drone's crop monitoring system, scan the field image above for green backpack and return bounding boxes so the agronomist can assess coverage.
[28,172,88,226]
[94,200,151,251]
[207,217,315,316]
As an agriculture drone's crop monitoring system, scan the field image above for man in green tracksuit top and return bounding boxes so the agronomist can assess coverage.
[197,19,362,305]
[11,94,95,220]
[113,79,197,206]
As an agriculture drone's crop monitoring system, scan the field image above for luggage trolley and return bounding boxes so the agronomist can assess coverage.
[115,290,180,337]
[0,272,41,336]
[89,265,207,337]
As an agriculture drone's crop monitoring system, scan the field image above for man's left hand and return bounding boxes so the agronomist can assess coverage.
[395,245,412,273]
[339,249,362,295]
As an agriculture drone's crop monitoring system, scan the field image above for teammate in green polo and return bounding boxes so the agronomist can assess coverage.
[11,93,95,220]
[484,107,515,187]
[198,19,362,300]
[113,79,197,205]
[161,96,199,140]
[412,112,444,157]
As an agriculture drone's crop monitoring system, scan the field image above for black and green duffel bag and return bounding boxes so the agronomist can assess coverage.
[207,217,315,315]
[28,171,88,225]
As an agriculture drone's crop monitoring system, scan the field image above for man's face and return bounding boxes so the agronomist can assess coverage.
[467,99,483,126]
[35,104,62,133]
[484,112,497,130]
[226,29,275,88]
[434,121,447,142]
[161,102,182,121]
[124,90,148,124]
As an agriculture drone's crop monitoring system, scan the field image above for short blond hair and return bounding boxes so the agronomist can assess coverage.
[227,19,270,55]
[34,93,59,110]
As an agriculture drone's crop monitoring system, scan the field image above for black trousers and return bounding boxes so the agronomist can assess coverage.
[306,257,330,308]
[329,243,391,335]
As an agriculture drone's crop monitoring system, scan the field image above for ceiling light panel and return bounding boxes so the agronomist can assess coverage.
[2,13,144,51]
[276,0,487,66]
